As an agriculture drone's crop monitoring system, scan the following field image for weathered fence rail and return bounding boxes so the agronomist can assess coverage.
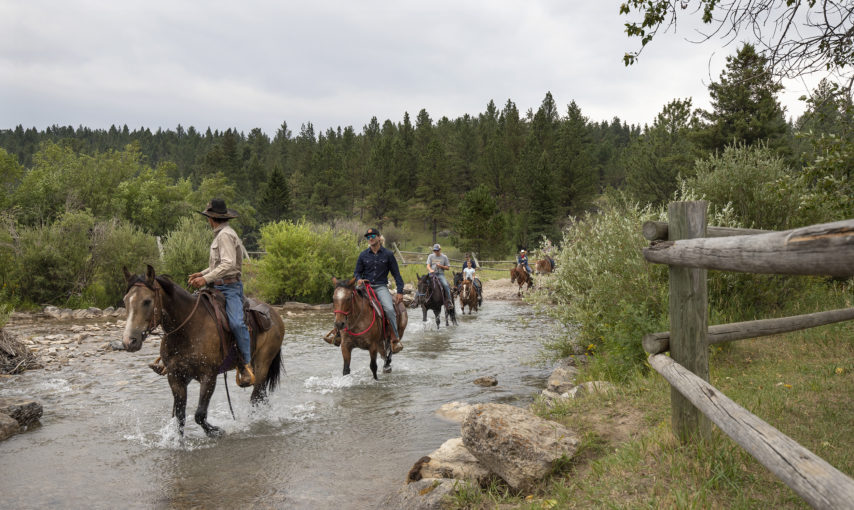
[643,201,854,509]
[649,354,854,509]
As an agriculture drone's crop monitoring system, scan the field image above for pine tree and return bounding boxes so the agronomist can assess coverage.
[698,43,789,153]
[260,166,291,223]
[452,184,506,258]
[625,98,701,205]
[553,101,597,214]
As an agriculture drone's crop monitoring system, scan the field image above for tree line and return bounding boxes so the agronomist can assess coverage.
[0,43,852,307]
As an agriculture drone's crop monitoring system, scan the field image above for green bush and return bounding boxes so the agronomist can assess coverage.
[680,143,802,230]
[254,220,361,304]
[14,210,96,306]
[85,218,159,307]
[533,193,669,380]
[161,215,212,282]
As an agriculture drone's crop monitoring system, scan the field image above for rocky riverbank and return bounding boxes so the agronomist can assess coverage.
[379,355,617,509]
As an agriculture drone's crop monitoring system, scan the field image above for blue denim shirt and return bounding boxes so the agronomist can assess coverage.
[354,246,405,291]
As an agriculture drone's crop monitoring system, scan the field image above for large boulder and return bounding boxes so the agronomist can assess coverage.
[375,478,457,510]
[461,403,579,492]
[407,438,493,487]
[0,397,43,427]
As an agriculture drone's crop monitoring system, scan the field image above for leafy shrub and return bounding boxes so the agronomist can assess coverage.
[679,143,802,230]
[161,216,212,282]
[533,193,668,380]
[254,220,361,304]
[14,210,97,305]
[85,218,159,307]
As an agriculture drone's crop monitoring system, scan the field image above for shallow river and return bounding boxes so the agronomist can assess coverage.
[0,301,558,509]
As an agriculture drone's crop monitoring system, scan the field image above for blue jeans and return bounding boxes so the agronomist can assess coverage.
[215,281,251,365]
[371,284,398,338]
[435,273,452,305]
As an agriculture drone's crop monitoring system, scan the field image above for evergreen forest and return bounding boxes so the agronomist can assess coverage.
[1,44,852,308]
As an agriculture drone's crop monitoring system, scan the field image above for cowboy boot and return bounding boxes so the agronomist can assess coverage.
[236,363,256,387]
[148,356,167,376]
[390,327,403,353]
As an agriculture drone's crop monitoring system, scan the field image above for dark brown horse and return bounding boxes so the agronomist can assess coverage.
[331,277,407,379]
[121,265,285,436]
[458,278,478,314]
[413,273,457,329]
[535,258,553,274]
[510,264,533,296]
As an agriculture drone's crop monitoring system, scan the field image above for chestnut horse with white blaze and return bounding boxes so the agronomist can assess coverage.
[121,265,284,437]
[458,278,478,314]
[331,277,407,379]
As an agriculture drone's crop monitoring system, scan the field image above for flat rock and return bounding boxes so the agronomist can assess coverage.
[407,438,493,486]
[0,397,43,427]
[473,376,497,387]
[43,306,62,319]
[462,403,579,492]
[546,365,578,394]
[375,478,457,510]
[436,402,474,424]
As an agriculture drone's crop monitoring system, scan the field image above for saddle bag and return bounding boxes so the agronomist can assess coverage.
[244,297,273,332]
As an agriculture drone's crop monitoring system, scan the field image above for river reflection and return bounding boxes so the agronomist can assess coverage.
[0,301,557,509]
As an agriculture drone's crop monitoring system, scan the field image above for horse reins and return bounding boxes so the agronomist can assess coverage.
[334,284,380,337]
[133,281,202,340]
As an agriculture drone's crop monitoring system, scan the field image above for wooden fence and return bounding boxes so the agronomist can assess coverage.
[393,244,518,272]
[642,201,854,509]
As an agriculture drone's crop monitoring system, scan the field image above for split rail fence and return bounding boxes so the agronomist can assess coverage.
[642,201,854,509]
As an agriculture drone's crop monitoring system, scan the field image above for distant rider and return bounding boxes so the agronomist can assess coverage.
[517,249,532,275]
[427,243,454,311]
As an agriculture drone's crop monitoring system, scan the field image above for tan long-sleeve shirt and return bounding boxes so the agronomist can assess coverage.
[201,223,244,283]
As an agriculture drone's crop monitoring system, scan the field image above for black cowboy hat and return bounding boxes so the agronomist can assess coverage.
[364,228,380,238]
[198,198,238,219]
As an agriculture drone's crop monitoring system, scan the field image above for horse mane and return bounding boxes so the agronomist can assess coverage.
[155,275,192,298]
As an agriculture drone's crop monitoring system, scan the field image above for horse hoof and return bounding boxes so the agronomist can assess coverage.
[205,426,224,438]
[383,366,392,374]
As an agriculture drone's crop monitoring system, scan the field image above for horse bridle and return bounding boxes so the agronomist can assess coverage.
[131,281,201,341]
[413,275,436,305]
[334,287,377,337]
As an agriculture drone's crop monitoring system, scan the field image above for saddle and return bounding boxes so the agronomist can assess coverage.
[199,289,275,369]
[360,284,407,344]
[429,273,454,310]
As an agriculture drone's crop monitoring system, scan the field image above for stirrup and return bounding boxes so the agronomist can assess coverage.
[148,356,167,376]
[236,364,256,387]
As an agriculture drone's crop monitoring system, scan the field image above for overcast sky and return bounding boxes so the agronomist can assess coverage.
[1,0,820,137]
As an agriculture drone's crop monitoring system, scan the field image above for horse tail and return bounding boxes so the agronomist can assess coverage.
[264,349,283,394]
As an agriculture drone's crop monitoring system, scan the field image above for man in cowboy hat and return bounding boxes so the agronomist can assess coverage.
[517,249,533,275]
[353,228,405,352]
[187,198,255,387]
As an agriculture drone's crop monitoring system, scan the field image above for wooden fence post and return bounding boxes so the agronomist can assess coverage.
[668,201,711,443]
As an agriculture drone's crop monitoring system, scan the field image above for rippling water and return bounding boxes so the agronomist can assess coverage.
[0,301,558,509]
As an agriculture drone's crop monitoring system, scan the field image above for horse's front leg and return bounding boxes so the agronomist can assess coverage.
[382,351,392,374]
[421,305,428,322]
[342,339,353,376]
[369,345,378,380]
[168,372,189,436]
[195,373,223,437]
